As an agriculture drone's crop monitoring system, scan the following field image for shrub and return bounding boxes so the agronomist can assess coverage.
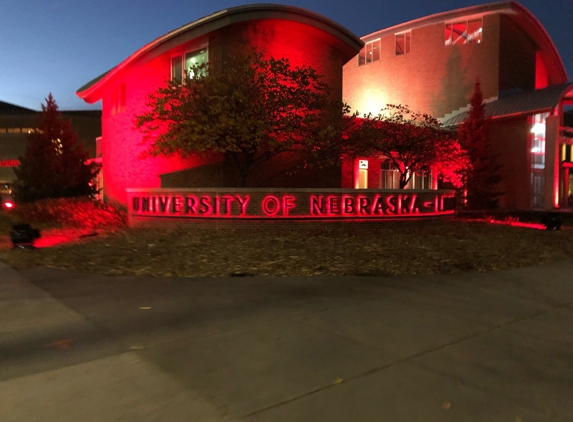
[12,198,127,230]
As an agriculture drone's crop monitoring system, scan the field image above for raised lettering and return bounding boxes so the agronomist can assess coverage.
[283,195,296,216]
[220,196,234,215]
[262,195,280,216]
[184,196,198,214]
[172,196,183,213]
[142,197,150,212]
[385,195,396,214]
[327,196,340,215]
[159,196,170,213]
[358,196,370,215]
[372,195,385,215]
[235,195,250,215]
[408,194,419,214]
[343,196,355,215]
[199,196,212,214]
[310,195,324,215]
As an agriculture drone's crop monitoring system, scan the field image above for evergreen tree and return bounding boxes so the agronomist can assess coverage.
[458,80,502,209]
[14,93,99,202]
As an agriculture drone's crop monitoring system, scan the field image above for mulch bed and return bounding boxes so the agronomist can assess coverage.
[1,219,572,277]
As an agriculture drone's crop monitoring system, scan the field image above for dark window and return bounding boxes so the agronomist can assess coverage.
[395,32,411,55]
[358,39,381,66]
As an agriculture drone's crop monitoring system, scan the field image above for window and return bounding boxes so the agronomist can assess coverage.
[171,57,182,83]
[530,112,549,208]
[395,32,411,55]
[171,47,208,82]
[380,159,400,189]
[357,168,368,189]
[358,39,381,66]
[561,144,573,163]
[380,159,432,189]
[530,112,548,170]
[445,18,482,45]
[4,127,35,134]
[110,83,126,116]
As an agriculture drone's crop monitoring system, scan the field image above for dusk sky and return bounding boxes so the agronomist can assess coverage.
[1,0,571,111]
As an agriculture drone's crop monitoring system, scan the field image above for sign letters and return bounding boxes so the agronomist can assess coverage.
[127,189,455,223]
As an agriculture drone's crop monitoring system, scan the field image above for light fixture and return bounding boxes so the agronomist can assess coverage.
[9,224,41,248]
[541,213,562,231]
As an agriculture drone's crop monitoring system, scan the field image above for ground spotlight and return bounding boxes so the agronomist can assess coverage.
[541,213,562,231]
[10,224,41,248]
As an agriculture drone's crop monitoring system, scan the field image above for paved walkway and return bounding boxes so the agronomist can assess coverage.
[1,260,573,421]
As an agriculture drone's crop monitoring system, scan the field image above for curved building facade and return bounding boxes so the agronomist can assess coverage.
[77,4,362,205]
[77,2,572,211]
[343,1,572,210]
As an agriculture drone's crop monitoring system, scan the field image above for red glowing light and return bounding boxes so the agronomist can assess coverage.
[0,160,19,167]
[473,218,547,230]
[4,202,13,209]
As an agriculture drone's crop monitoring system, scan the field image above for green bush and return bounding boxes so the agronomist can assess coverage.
[12,198,127,230]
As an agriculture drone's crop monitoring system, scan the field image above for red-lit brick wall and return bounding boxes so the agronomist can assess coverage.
[343,14,502,119]
[100,19,350,206]
[487,117,531,210]
[101,61,214,205]
[498,15,536,93]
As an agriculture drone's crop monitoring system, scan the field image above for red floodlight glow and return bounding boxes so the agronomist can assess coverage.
[4,201,13,209]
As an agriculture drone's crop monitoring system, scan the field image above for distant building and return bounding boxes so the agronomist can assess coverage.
[0,100,101,186]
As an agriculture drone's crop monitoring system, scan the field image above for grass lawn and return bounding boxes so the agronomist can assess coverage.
[1,211,572,278]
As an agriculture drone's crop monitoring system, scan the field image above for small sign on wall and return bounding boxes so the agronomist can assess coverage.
[358,160,368,169]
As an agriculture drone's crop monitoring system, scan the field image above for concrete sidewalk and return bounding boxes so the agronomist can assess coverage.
[1,260,573,421]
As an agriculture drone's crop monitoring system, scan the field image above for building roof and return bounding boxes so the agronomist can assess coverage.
[362,1,567,84]
[442,82,573,126]
[60,110,102,118]
[0,101,35,115]
[77,4,363,103]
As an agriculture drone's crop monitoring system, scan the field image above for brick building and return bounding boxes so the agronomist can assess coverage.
[77,2,572,211]
[342,1,572,210]
[76,4,362,206]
